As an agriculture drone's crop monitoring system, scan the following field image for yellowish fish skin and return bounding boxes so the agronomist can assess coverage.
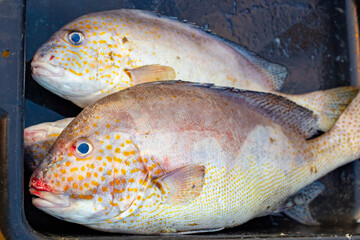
[31,9,286,108]
[29,82,360,234]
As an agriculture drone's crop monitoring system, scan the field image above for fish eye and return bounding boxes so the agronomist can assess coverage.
[68,31,84,46]
[72,138,93,158]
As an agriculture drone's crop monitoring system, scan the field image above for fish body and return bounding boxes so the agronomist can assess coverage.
[29,81,360,234]
[31,9,286,108]
[24,117,323,226]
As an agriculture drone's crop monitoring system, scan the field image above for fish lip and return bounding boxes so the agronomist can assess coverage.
[31,61,64,78]
[30,187,70,208]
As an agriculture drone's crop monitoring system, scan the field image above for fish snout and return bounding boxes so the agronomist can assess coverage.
[30,175,53,192]
[32,52,55,63]
[34,43,55,58]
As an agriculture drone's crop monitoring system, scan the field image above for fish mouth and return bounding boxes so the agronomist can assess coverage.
[31,61,64,78]
[30,187,70,208]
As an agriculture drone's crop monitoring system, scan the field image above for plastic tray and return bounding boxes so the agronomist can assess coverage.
[1,0,360,239]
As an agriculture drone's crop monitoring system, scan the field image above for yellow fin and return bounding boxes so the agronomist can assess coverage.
[155,165,205,205]
[124,64,176,84]
[284,86,359,132]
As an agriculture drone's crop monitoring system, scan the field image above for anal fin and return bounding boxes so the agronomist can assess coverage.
[161,227,225,235]
[279,181,325,225]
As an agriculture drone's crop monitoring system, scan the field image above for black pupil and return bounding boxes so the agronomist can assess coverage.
[71,33,81,43]
[78,143,89,154]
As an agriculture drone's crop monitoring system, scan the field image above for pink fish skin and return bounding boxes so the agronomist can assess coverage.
[29,81,360,234]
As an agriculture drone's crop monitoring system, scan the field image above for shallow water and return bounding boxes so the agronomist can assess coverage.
[24,0,359,237]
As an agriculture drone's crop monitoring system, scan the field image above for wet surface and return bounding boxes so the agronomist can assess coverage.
[24,0,360,237]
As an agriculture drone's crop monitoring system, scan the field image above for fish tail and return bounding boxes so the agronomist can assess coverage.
[305,90,360,178]
[283,86,359,132]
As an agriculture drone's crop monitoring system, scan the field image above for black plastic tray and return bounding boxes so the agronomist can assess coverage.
[1,0,360,239]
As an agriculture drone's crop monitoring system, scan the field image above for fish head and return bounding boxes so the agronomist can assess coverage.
[29,106,149,224]
[31,13,131,108]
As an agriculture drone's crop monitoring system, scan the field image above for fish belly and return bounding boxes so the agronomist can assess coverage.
[90,125,308,234]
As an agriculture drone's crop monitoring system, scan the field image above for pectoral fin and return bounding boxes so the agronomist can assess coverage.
[155,165,205,205]
[124,64,176,84]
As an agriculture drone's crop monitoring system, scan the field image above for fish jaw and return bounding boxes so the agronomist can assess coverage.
[30,187,115,224]
[29,168,122,224]
[31,61,98,105]
[31,61,64,78]
[30,187,70,208]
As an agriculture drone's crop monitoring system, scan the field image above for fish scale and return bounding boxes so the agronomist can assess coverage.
[29,81,360,234]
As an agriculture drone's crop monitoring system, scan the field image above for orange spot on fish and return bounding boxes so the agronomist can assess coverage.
[78,195,93,200]
[123,151,135,156]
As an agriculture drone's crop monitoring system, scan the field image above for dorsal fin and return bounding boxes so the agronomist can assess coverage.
[233,90,319,139]
[225,42,287,91]
[143,81,319,138]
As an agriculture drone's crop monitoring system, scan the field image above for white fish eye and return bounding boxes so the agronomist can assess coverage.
[72,138,93,158]
[68,31,84,46]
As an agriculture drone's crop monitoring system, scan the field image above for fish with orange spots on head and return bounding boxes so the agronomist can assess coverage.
[29,81,360,234]
[31,9,358,133]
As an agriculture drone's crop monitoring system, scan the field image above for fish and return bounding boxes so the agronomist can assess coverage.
[24,118,74,170]
[31,9,358,132]
[29,81,360,234]
[24,116,324,226]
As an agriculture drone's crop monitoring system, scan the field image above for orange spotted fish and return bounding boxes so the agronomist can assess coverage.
[29,81,360,234]
[24,117,323,226]
[31,9,357,132]
[24,118,74,170]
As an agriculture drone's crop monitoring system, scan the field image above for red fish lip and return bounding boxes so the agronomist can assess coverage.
[30,188,70,208]
[31,61,64,77]
[30,176,53,192]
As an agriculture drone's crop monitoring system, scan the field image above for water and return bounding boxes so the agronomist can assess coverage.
[24,0,358,237]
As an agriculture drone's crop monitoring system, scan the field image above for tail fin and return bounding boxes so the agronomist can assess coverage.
[283,86,359,132]
[303,89,360,182]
